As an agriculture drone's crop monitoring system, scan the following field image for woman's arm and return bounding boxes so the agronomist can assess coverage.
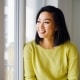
[23,43,37,80]
[67,44,79,80]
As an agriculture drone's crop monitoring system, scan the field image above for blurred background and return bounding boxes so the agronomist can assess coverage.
[0,0,80,80]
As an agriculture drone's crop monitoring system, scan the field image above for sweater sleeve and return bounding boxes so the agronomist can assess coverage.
[23,43,37,80]
[67,44,79,80]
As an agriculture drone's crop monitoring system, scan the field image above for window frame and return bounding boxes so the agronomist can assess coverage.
[14,0,26,80]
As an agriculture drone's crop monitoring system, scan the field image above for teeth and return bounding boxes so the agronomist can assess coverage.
[39,30,45,33]
[40,31,44,32]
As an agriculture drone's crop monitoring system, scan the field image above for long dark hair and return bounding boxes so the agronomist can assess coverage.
[35,5,70,46]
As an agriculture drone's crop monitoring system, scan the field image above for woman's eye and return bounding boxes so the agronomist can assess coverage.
[44,22,49,24]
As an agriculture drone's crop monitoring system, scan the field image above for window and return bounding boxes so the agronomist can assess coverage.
[4,0,15,80]
[4,0,26,80]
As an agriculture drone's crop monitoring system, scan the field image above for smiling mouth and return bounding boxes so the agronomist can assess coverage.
[39,30,46,34]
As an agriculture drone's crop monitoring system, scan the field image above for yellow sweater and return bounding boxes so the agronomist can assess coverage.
[23,40,79,80]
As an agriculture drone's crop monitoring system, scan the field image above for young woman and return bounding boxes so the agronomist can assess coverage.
[24,5,79,80]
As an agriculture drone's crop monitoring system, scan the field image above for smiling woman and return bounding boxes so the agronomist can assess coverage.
[23,5,79,80]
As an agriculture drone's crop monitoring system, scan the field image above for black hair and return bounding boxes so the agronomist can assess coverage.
[35,5,70,46]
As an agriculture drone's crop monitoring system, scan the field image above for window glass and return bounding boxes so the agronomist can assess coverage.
[26,0,43,42]
[4,0,14,80]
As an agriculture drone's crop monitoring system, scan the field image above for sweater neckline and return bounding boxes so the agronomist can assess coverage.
[36,43,61,51]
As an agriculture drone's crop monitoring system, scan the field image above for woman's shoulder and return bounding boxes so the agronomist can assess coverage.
[24,40,36,49]
[64,41,78,49]
[63,41,79,55]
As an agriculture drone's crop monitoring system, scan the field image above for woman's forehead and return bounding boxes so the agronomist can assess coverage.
[38,12,54,20]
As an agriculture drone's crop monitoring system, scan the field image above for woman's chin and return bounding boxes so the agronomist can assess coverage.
[39,35,45,38]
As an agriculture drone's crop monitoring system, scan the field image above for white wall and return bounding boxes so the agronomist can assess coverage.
[58,0,73,40]
[58,0,80,51]
[0,0,4,80]
[45,0,58,7]
[72,0,80,51]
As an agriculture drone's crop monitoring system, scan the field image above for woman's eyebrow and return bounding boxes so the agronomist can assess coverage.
[38,18,52,21]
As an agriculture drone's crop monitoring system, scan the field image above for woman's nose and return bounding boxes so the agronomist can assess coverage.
[39,23,44,29]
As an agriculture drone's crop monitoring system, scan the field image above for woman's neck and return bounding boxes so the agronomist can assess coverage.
[40,38,54,49]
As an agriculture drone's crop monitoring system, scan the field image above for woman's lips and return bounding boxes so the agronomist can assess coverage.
[38,30,46,34]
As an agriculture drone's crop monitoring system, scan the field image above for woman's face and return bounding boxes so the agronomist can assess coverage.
[36,11,57,39]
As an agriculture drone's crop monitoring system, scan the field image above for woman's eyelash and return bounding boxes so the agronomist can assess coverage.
[44,22,49,23]
[37,21,50,24]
